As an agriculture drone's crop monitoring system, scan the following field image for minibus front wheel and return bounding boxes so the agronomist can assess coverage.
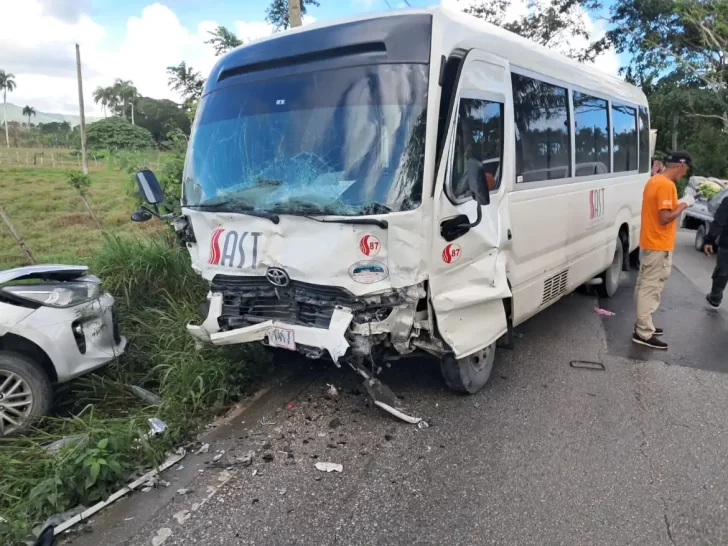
[440,342,496,394]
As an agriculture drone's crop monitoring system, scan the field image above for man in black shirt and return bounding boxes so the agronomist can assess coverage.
[704,195,728,307]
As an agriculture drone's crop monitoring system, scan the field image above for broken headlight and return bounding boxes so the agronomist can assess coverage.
[2,280,102,308]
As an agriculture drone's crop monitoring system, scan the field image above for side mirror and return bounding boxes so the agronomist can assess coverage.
[135,170,164,205]
[467,158,491,207]
[131,208,153,223]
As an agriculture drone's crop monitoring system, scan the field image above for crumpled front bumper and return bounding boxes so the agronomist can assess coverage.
[187,294,354,362]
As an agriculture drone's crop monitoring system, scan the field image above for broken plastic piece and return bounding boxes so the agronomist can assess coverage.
[315,462,343,473]
[287,402,294,409]
[43,434,85,454]
[195,443,210,454]
[148,418,167,436]
[594,307,616,317]
[126,385,162,406]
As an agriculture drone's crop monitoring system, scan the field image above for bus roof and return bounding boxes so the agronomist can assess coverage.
[205,6,645,107]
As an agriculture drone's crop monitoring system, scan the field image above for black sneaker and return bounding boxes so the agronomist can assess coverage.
[654,328,664,337]
[632,333,668,350]
[707,295,721,308]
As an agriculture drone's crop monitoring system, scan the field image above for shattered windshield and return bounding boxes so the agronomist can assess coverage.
[183,64,428,216]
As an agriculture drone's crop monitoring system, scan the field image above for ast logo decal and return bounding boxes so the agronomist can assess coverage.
[442,243,462,264]
[359,235,381,256]
[348,261,388,284]
[589,188,605,220]
[208,228,263,269]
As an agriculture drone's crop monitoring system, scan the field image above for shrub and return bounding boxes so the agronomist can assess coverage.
[86,118,155,151]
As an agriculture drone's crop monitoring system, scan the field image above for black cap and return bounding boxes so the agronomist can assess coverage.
[666,151,693,166]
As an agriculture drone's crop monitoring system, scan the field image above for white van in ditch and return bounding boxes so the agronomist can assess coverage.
[133,6,650,418]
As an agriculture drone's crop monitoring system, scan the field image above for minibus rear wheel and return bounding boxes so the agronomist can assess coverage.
[440,342,496,394]
[596,236,624,298]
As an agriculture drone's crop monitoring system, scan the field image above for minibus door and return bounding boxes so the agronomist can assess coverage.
[429,50,513,358]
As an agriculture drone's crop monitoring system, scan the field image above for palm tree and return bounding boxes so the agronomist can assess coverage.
[0,70,17,148]
[92,86,115,118]
[22,105,36,127]
[113,79,138,124]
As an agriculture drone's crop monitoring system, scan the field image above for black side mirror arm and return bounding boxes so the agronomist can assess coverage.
[440,203,483,242]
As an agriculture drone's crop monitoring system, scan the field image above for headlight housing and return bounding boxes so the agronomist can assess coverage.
[2,279,102,308]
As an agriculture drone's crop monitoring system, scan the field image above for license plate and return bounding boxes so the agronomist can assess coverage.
[268,327,296,351]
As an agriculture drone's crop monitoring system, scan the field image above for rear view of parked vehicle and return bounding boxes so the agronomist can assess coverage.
[0,265,126,436]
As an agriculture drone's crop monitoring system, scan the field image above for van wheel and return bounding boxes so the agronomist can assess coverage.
[597,236,624,298]
[695,225,706,252]
[0,352,53,437]
[440,343,496,394]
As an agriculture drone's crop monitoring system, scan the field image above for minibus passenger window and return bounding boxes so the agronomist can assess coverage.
[574,92,610,176]
[511,74,571,183]
[451,98,504,200]
[612,104,638,172]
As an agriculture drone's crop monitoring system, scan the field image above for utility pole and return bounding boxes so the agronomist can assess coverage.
[76,43,89,175]
[288,0,303,28]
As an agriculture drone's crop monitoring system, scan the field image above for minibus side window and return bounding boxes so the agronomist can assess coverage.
[612,103,638,172]
[450,98,504,201]
[511,73,571,183]
[638,106,650,174]
[573,92,610,177]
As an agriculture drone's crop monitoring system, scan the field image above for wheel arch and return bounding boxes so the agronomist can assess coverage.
[0,334,57,383]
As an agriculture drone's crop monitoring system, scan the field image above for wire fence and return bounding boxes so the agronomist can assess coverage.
[0,148,164,170]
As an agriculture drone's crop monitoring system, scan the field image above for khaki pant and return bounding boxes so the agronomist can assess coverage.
[634,250,673,339]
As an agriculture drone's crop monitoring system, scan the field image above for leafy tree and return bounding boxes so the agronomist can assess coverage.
[135,97,191,143]
[0,70,16,148]
[85,117,155,151]
[461,0,608,61]
[206,26,243,56]
[22,105,36,127]
[265,0,319,30]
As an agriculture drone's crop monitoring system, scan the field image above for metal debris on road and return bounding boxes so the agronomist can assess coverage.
[315,462,343,473]
[570,360,606,371]
[125,384,162,406]
[594,307,616,317]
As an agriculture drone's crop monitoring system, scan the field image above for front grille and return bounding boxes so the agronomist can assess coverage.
[212,276,362,330]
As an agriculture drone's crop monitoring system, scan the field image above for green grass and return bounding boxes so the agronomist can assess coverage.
[0,163,268,544]
[0,165,160,268]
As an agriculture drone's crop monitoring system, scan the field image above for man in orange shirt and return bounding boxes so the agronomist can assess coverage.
[633,151,694,350]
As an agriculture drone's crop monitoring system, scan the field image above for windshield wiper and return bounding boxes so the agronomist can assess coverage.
[186,203,280,224]
[273,203,390,229]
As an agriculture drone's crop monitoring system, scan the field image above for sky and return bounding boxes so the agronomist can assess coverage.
[0,0,624,117]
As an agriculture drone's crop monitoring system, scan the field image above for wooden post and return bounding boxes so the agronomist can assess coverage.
[0,205,35,264]
[76,43,89,175]
[288,0,303,28]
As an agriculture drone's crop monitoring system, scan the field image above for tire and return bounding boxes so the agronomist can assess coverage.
[596,236,624,298]
[695,225,706,252]
[440,342,496,394]
[0,351,53,437]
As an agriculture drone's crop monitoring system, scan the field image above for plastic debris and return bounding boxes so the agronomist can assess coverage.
[148,418,167,436]
[173,510,191,525]
[195,443,210,454]
[327,384,339,399]
[213,454,223,462]
[315,462,343,473]
[177,488,191,495]
[43,434,85,454]
[287,402,294,409]
[126,385,162,406]
[594,307,616,317]
[152,527,172,546]
[417,421,430,429]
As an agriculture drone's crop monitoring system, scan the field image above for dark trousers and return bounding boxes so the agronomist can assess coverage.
[709,248,728,305]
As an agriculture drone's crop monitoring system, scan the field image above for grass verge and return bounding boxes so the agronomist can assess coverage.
[0,233,268,545]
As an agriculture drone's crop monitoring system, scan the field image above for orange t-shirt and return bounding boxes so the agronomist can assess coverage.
[640,174,679,251]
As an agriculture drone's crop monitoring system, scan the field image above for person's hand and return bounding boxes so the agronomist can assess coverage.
[705,244,715,256]
[679,195,696,208]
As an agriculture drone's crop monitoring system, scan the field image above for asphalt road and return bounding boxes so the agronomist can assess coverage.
[70,234,728,546]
